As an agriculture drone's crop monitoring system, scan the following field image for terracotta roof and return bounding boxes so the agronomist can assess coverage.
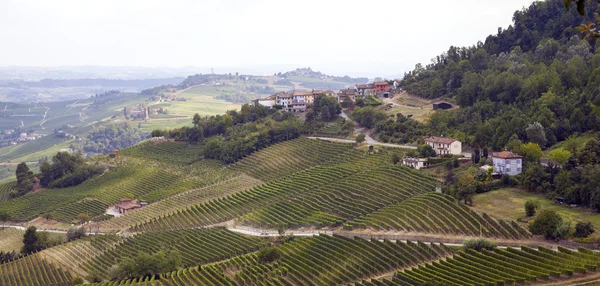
[337,88,356,96]
[424,136,457,144]
[293,91,313,96]
[374,81,388,86]
[492,151,523,159]
[277,93,293,98]
[356,84,375,89]
[115,200,140,210]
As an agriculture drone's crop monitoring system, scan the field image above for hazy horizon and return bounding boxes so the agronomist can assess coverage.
[1,0,534,78]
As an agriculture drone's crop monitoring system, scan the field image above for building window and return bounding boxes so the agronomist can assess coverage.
[506,168,511,172]
[517,160,521,164]
[517,168,521,172]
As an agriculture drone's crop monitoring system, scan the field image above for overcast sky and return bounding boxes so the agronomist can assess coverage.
[0,0,534,78]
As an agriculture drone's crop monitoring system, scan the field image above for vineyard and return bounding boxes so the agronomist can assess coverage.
[119,140,204,164]
[349,192,531,239]
[240,164,437,228]
[97,174,262,231]
[369,246,600,286]
[0,253,72,286]
[132,152,412,232]
[41,227,263,280]
[231,138,355,181]
[0,181,15,202]
[87,235,454,286]
[0,227,24,252]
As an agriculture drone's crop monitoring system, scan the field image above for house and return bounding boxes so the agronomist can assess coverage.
[492,151,523,176]
[114,198,141,214]
[424,136,462,156]
[402,157,429,170]
[312,89,335,97]
[251,96,276,108]
[433,102,453,110]
[356,84,376,97]
[374,82,390,93]
[337,88,357,103]
[276,92,293,110]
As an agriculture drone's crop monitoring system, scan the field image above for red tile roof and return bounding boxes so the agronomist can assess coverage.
[424,136,457,144]
[492,151,523,159]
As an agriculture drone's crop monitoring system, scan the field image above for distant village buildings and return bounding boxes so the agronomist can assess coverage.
[402,157,429,170]
[113,198,141,214]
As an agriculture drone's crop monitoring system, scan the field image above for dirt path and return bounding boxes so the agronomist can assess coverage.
[40,107,50,129]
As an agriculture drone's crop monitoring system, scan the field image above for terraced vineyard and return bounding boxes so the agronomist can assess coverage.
[88,235,454,286]
[98,174,262,231]
[49,199,107,223]
[372,246,600,286]
[231,138,355,181]
[133,152,401,232]
[119,140,204,164]
[349,192,531,239]
[0,253,72,286]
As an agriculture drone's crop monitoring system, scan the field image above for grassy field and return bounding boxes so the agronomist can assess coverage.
[472,187,600,239]
[0,135,68,162]
[547,133,596,153]
[380,92,447,122]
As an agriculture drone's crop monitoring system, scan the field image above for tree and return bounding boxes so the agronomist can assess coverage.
[0,211,9,229]
[524,199,540,216]
[320,106,331,122]
[574,221,595,238]
[391,153,401,165]
[529,210,563,239]
[22,226,39,254]
[520,142,543,163]
[456,172,477,205]
[526,122,547,147]
[418,144,437,158]
[547,148,571,165]
[77,213,90,225]
[15,162,34,196]
[67,227,86,242]
[463,238,496,251]
[355,134,366,144]
[578,138,600,165]
[257,247,281,263]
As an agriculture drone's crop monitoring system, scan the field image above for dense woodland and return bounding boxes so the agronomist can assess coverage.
[394,1,600,150]
[81,123,147,154]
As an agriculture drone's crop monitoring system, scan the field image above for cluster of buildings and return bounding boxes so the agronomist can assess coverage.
[251,81,399,112]
[402,136,523,176]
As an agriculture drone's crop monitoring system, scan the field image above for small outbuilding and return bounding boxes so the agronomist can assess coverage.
[433,102,453,110]
[114,198,141,214]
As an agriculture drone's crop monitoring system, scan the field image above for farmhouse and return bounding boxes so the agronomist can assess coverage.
[251,96,276,108]
[424,136,462,156]
[402,157,429,170]
[374,81,390,93]
[356,84,375,97]
[433,102,453,110]
[337,88,357,103]
[114,198,141,214]
[492,151,523,176]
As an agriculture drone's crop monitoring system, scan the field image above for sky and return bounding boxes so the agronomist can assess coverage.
[0,0,534,78]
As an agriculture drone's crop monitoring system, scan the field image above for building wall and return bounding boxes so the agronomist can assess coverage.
[449,141,462,155]
[492,157,522,176]
[258,99,275,108]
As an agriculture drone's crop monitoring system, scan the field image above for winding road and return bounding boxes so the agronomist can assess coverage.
[309,111,417,149]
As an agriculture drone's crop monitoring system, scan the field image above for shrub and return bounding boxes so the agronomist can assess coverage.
[553,221,571,240]
[529,209,563,239]
[257,247,281,263]
[524,199,540,217]
[72,277,84,285]
[463,238,497,251]
[574,221,595,238]
[67,227,86,242]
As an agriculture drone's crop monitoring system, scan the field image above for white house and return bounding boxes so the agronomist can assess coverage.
[492,151,523,176]
[251,97,276,108]
[402,157,429,170]
[424,136,462,156]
